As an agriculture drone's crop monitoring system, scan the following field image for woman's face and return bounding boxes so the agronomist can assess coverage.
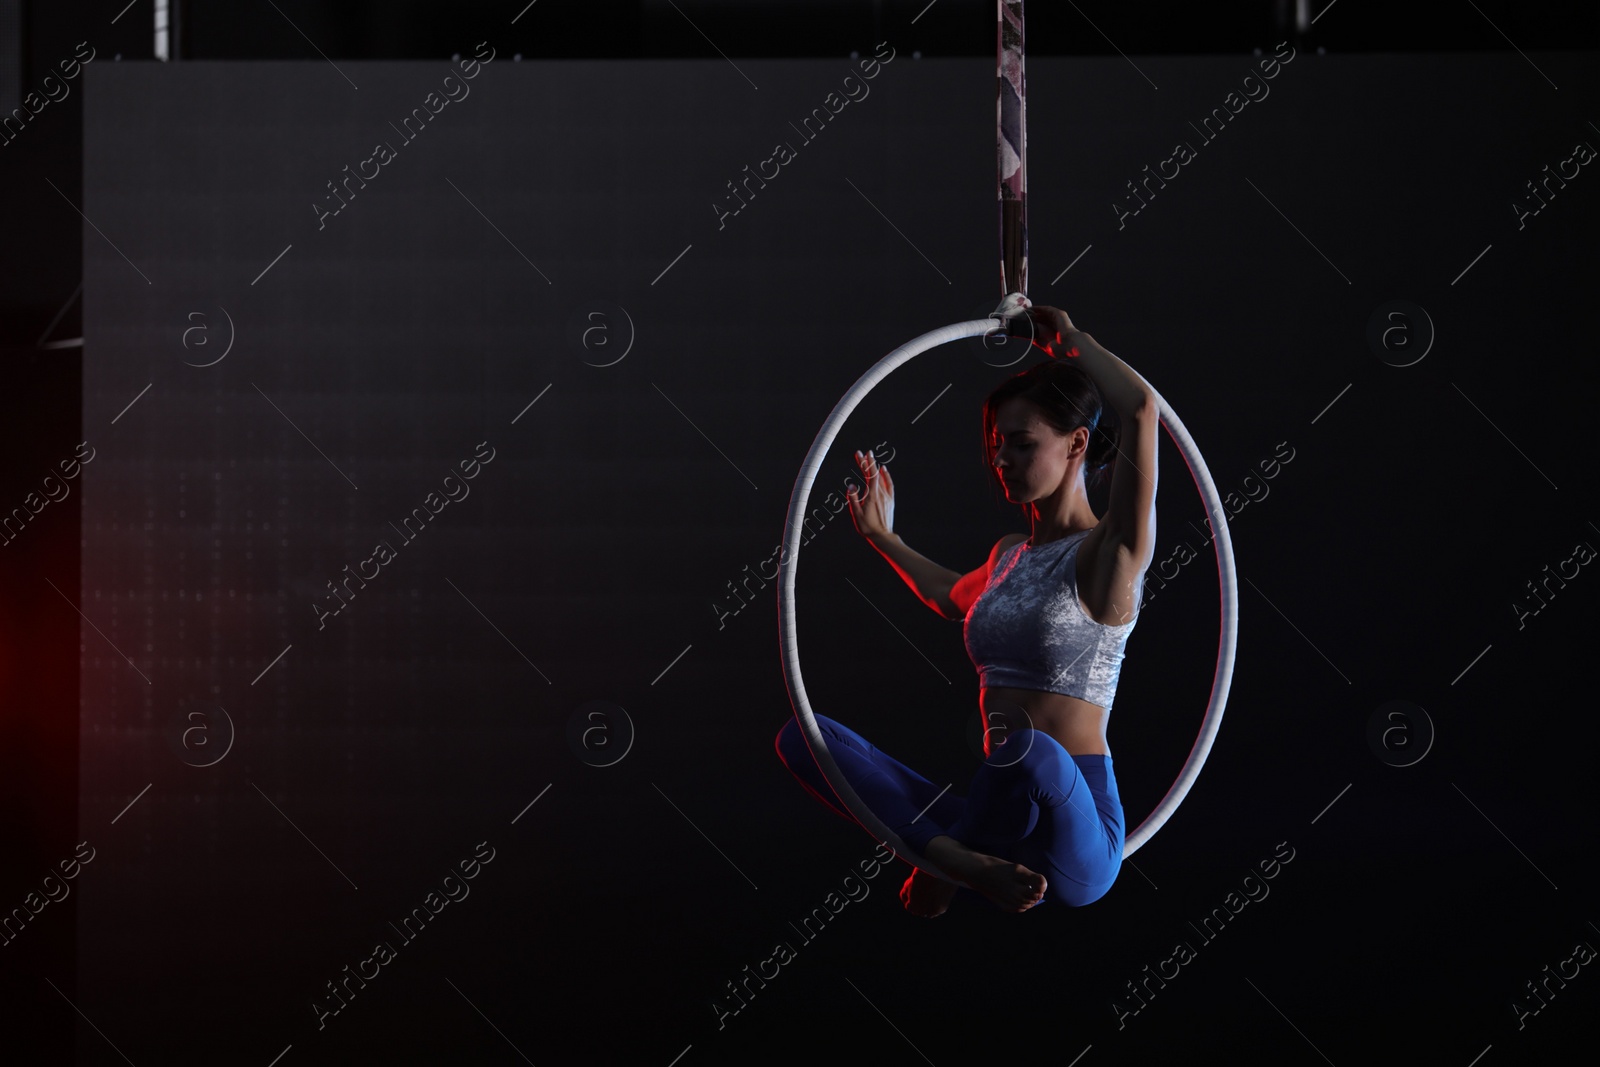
[991,397,1086,503]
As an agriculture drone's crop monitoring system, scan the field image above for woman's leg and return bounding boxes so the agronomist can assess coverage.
[946,729,1125,907]
[774,714,967,855]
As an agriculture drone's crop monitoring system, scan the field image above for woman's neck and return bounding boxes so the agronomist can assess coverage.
[1027,502,1099,545]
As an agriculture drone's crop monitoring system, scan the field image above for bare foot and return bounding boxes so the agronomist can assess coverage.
[922,835,1047,914]
[963,851,1048,913]
[899,866,959,917]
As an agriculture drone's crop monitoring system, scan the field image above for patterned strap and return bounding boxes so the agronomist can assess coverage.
[998,0,1028,301]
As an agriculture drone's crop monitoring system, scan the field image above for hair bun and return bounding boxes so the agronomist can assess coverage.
[1086,417,1119,472]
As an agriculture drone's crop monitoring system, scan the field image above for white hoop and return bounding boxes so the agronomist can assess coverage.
[779,318,1238,883]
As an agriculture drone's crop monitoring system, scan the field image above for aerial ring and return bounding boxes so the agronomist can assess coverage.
[778,318,1238,883]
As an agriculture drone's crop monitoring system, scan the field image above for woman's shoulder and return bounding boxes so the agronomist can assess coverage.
[984,533,1030,581]
[997,533,1030,553]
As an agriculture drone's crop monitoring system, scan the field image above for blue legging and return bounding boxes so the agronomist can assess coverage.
[775,713,1125,907]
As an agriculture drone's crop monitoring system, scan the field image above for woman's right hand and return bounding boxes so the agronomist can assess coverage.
[847,450,896,544]
[1007,304,1077,358]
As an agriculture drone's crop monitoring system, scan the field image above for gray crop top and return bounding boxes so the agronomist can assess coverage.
[962,528,1140,710]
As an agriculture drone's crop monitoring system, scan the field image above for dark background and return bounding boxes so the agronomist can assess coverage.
[2,2,1597,1064]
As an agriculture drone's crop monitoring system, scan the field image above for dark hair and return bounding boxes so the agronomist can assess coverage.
[981,359,1120,497]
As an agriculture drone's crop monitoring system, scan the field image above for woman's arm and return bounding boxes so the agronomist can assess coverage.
[872,533,1027,620]
[1017,306,1153,418]
[866,532,965,619]
[1066,330,1155,418]
[845,450,966,618]
[1022,306,1159,567]
[1064,319,1158,566]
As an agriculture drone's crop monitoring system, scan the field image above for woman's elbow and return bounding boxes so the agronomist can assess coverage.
[1123,391,1157,421]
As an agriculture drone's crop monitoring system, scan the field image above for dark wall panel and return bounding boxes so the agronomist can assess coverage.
[74,46,1596,1064]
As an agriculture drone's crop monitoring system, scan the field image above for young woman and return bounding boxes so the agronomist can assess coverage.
[774,304,1158,915]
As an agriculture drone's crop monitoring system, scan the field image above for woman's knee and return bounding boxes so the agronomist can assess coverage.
[774,717,806,764]
[1010,727,1069,757]
[981,727,1067,779]
[1050,877,1115,908]
[775,714,841,764]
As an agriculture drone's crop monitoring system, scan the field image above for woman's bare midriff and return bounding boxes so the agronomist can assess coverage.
[979,685,1110,758]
